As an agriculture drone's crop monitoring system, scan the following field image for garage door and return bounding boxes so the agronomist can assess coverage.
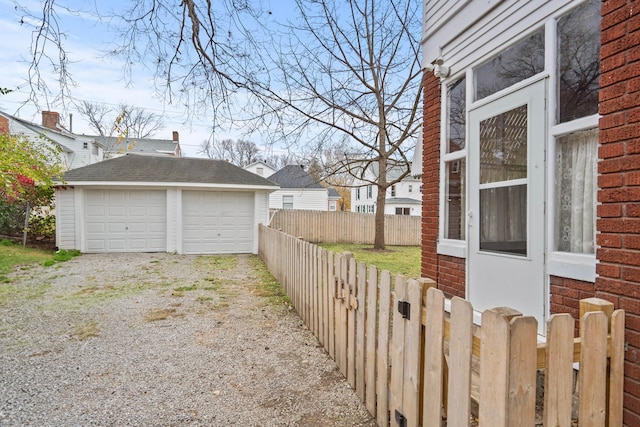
[182,191,254,254]
[85,190,167,252]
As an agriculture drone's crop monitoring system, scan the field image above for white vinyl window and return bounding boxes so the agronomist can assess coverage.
[282,195,293,210]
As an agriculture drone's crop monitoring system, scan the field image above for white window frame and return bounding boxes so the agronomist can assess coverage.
[437,6,599,279]
[282,195,294,210]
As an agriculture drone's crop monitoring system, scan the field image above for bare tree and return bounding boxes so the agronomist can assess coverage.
[198,138,260,167]
[20,0,422,249]
[246,0,423,249]
[77,101,111,136]
[77,102,164,138]
[117,104,164,139]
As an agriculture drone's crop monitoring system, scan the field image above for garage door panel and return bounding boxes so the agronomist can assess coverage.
[182,191,253,254]
[85,190,167,253]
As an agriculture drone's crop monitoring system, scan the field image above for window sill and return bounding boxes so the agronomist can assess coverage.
[437,240,467,258]
[547,252,596,283]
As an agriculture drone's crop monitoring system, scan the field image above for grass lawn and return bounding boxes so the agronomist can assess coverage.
[317,243,421,278]
[0,240,80,282]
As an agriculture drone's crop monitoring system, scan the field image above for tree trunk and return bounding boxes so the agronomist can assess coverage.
[373,188,386,250]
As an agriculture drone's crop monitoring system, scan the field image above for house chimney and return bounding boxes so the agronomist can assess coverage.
[172,131,179,142]
[42,111,60,130]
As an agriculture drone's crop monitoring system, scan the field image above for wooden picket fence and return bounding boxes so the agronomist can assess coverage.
[258,225,626,426]
[269,209,420,246]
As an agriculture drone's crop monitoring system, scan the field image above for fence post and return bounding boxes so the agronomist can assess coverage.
[543,314,575,427]
[506,315,537,425]
[579,298,615,427]
[478,307,522,427]
[356,261,367,402]
[365,265,379,417]
[422,287,445,427]
[390,276,407,426]
[377,270,392,427]
[446,297,474,426]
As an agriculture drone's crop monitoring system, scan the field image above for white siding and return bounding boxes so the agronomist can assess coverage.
[166,188,179,252]
[422,0,575,73]
[269,189,329,211]
[55,188,76,249]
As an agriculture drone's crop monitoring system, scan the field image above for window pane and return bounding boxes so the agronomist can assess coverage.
[475,29,545,101]
[283,195,293,209]
[480,184,527,256]
[557,0,601,123]
[555,128,597,253]
[480,105,528,184]
[445,159,466,240]
[448,78,466,152]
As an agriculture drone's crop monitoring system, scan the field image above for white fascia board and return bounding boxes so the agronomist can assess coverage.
[60,181,281,191]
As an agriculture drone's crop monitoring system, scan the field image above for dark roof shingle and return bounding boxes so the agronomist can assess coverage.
[61,154,278,187]
[268,165,324,189]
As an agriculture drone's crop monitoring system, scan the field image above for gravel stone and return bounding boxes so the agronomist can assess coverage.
[0,253,377,426]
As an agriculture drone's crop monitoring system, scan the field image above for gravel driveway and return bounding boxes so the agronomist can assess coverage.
[0,253,377,426]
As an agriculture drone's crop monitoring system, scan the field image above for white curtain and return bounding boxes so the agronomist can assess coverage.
[555,128,598,253]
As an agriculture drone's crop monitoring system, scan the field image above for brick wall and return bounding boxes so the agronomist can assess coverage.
[438,255,466,299]
[598,0,640,424]
[549,276,596,336]
[421,72,440,281]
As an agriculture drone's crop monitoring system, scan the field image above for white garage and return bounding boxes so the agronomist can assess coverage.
[85,189,167,252]
[55,154,279,254]
[182,191,254,254]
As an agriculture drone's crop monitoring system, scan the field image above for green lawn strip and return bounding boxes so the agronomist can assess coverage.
[316,243,421,279]
[249,255,291,306]
[0,239,54,276]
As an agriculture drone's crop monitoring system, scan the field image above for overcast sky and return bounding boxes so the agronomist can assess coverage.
[0,0,282,158]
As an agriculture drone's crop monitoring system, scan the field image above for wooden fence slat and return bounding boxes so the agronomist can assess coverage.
[578,311,608,427]
[422,288,445,427]
[609,310,625,427]
[365,265,379,416]
[257,225,626,427]
[269,209,421,246]
[377,270,392,427]
[506,316,537,426]
[338,254,349,377]
[543,314,574,427]
[356,261,367,401]
[478,308,512,427]
[390,275,408,426]
[328,251,336,359]
[447,297,473,427]
[402,279,423,427]
[348,256,357,388]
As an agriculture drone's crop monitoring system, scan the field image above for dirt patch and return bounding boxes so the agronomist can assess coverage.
[0,253,376,426]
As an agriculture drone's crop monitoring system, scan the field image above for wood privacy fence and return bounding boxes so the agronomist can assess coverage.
[259,225,626,427]
[268,209,420,246]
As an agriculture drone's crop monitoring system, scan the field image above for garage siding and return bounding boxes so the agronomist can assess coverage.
[85,190,167,252]
[182,191,254,254]
[55,188,76,250]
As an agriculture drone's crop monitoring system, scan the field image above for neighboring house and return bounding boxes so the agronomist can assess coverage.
[351,163,422,216]
[244,161,277,178]
[266,165,330,211]
[328,188,341,211]
[55,154,279,254]
[419,0,640,422]
[97,132,181,158]
[0,110,104,170]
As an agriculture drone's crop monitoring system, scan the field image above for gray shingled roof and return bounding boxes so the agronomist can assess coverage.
[96,136,178,155]
[268,165,324,189]
[328,188,340,198]
[61,154,279,187]
[386,197,421,204]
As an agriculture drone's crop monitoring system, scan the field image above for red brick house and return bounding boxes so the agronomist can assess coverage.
[418,0,640,423]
